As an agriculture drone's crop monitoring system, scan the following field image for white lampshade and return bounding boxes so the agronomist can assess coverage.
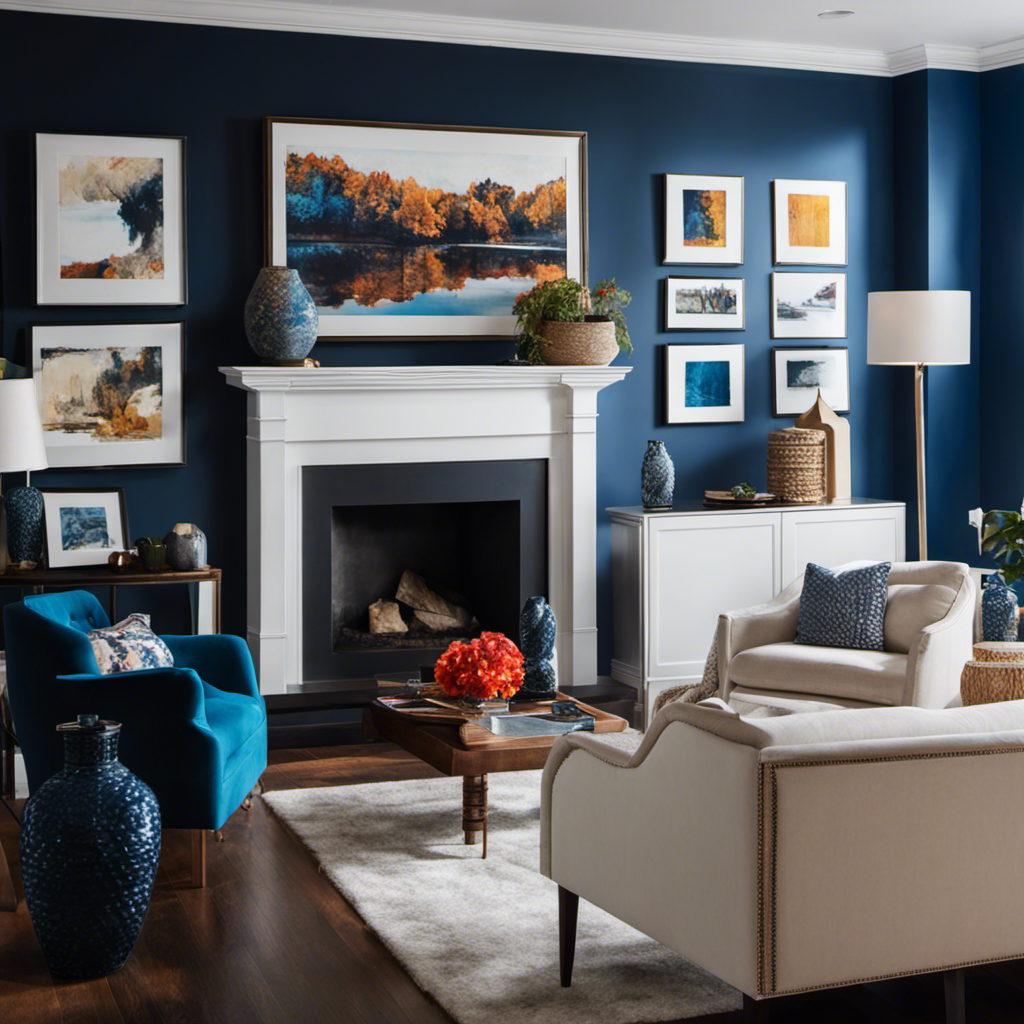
[867,290,971,366]
[0,378,48,474]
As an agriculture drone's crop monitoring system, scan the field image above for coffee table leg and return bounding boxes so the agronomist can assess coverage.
[463,773,488,858]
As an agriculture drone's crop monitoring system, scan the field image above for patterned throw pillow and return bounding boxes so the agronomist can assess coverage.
[87,613,175,674]
[794,561,892,651]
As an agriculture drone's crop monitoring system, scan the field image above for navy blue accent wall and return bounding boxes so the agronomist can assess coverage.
[0,11,901,671]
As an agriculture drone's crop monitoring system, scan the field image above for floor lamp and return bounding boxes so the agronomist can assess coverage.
[867,290,970,561]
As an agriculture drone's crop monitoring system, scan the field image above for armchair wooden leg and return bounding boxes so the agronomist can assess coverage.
[558,886,579,988]
[744,994,770,1023]
[257,776,266,795]
[944,968,965,1024]
[190,830,207,889]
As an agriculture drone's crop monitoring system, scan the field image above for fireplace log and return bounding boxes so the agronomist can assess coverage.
[395,570,473,628]
[368,598,408,634]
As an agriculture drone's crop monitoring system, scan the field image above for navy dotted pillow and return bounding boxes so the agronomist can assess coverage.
[794,561,892,651]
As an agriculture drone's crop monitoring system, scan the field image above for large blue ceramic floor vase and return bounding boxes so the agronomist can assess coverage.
[20,715,161,978]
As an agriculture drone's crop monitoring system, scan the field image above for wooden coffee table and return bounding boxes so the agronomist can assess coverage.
[365,694,628,858]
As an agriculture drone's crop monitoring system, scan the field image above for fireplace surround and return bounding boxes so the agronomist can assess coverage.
[221,365,630,695]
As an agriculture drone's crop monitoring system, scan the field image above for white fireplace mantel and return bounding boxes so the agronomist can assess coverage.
[221,364,631,695]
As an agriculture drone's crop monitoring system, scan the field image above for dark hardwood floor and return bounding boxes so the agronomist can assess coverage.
[2,743,1024,1023]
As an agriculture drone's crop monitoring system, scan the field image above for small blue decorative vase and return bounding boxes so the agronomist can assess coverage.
[516,596,557,699]
[20,715,161,979]
[244,266,319,365]
[4,484,44,564]
[163,522,207,571]
[982,573,1020,642]
[641,440,674,510]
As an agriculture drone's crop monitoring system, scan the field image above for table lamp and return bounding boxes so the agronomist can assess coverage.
[867,290,970,561]
[0,378,49,567]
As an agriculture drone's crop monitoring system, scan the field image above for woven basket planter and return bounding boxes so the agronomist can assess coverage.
[537,320,619,366]
[961,658,1024,705]
[972,641,1024,663]
[766,427,826,502]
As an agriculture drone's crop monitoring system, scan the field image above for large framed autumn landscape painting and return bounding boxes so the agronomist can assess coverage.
[265,117,587,339]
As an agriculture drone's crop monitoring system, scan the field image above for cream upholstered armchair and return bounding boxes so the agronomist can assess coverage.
[718,560,975,710]
[541,698,1024,1022]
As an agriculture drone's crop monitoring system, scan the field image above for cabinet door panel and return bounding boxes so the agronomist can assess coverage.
[648,513,781,681]
[781,507,905,588]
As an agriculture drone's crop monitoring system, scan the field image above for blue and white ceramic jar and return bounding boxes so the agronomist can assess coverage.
[518,596,557,698]
[641,440,675,510]
[20,715,161,979]
[244,266,319,365]
[982,573,1020,642]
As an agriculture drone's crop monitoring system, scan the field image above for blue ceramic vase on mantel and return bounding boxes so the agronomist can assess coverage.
[982,572,1020,642]
[244,266,319,365]
[516,596,557,700]
[20,715,161,979]
[641,440,675,511]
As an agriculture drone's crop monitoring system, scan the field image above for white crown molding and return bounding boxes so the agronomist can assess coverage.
[3,0,1024,76]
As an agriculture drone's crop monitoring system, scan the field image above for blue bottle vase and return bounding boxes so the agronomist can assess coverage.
[641,440,674,510]
[4,485,44,563]
[982,573,1020,642]
[517,596,557,698]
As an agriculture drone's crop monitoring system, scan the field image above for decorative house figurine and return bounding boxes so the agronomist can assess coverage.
[795,389,851,501]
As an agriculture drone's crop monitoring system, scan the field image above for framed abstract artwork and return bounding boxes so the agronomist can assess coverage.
[264,117,587,339]
[771,179,847,266]
[664,343,745,424]
[663,173,743,265]
[35,133,186,305]
[771,272,847,339]
[39,487,129,569]
[29,322,186,469]
[664,276,745,330]
[771,346,850,417]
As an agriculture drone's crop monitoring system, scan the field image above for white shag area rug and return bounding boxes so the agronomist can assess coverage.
[263,732,741,1024]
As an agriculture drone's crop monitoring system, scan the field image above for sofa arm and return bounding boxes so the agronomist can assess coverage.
[161,633,260,700]
[57,667,209,725]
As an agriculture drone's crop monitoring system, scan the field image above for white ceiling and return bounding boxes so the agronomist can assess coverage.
[3,0,1024,74]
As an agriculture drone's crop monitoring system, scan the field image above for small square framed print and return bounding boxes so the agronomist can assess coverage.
[663,174,743,265]
[665,343,745,424]
[772,179,847,266]
[771,271,847,339]
[771,346,850,417]
[40,487,130,569]
[664,276,745,330]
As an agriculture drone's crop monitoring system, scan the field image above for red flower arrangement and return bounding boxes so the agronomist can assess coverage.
[434,632,524,700]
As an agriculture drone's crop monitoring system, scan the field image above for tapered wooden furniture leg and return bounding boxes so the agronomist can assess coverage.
[462,774,488,856]
[190,829,207,888]
[744,994,770,1023]
[559,886,579,987]
[944,968,965,1024]
[0,837,17,911]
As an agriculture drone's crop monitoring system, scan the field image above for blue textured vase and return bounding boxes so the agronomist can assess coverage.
[641,440,675,510]
[244,266,319,365]
[20,715,161,979]
[982,573,1020,642]
[4,484,44,563]
[517,596,557,698]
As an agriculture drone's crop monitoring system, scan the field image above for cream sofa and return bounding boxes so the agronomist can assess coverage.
[718,560,975,709]
[541,698,1024,1020]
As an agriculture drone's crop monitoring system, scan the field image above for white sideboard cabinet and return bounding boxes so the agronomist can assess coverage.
[608,499,906,725]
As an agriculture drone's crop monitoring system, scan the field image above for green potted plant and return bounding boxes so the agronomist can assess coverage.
[513,278,632,366]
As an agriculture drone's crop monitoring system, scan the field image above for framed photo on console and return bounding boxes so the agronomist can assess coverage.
[663,173,743,265]
[664,276,745,330]
[39,487,129,569]
[771,346,850,417]
[664,343,745,424]
[36,133,186,305]
[30,322,186,469]
[771,178,847,266]
[264,117,587,340]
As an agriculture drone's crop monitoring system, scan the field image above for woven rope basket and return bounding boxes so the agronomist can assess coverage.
[537,320,618,366]
[972,642,1024,663]
[766,427,826,502]
[961,659,1024,705]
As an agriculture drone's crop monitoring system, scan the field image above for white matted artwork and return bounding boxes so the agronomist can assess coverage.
[36,133,186,305]
[664,276,745,330]
[772,179,847,266]
[771,271,847,339]
[40,487,129,569]
[664,344,745,424]
[663,173,743,266]
[30,322,185,469]
[771,346,850,417]
[265,117,586,339]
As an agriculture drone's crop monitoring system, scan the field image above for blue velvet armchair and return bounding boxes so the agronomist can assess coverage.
[4,590,267,884]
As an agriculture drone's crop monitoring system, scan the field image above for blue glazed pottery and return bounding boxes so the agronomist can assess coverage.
[163,522,207,571]
[641,440,675,510]
[244,266,319,364]
[4,485,44,564]
[20,715,161,979]
[518,596,557,698]
[982,573,1020,642]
